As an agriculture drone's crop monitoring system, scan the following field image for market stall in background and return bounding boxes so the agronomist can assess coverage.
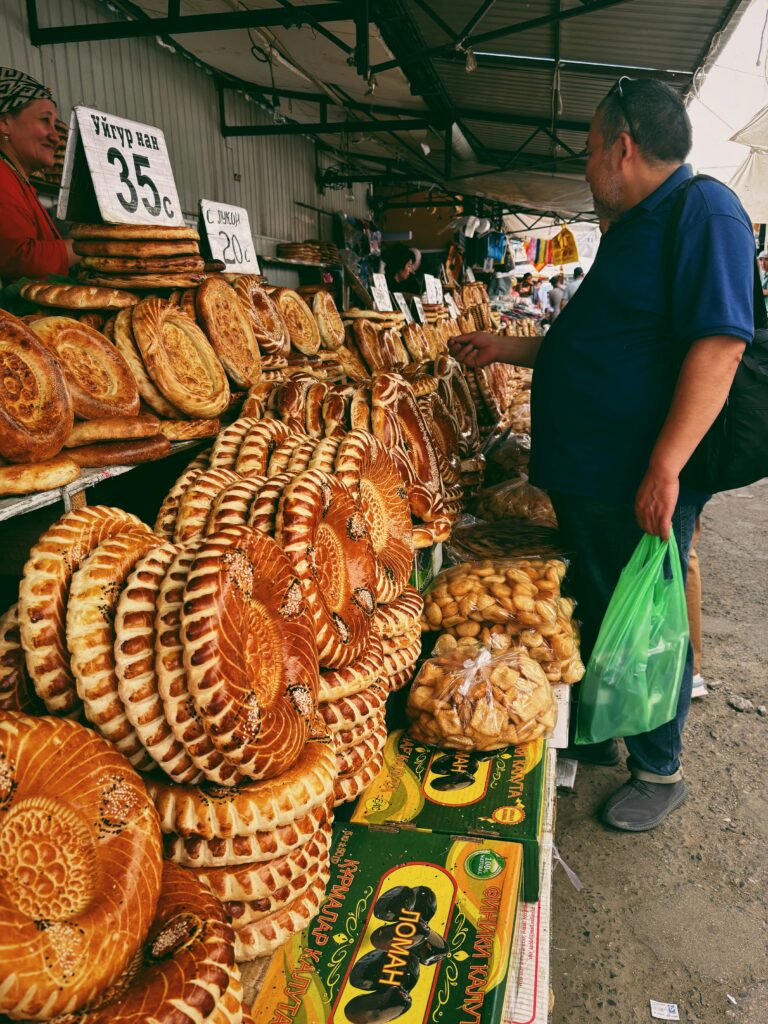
[0,1,754,1022]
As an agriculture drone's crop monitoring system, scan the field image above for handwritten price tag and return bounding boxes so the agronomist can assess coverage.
[411,296,426,324]
[58,106,182,225]
[392,292,414,323]
[200,200,260,274]
[371,273,394,312]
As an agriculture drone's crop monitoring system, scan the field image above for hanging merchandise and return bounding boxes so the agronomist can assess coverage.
[551,226,579,266]
[486,231,507,263]
[525,237,552,271]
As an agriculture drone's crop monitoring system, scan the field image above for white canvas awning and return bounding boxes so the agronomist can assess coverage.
[728,105,768,223]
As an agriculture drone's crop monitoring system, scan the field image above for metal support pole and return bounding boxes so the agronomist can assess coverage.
[355,0,370,78]
[444,124,453,179]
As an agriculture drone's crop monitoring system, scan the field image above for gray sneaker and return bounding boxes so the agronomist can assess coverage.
[600,778,688,831]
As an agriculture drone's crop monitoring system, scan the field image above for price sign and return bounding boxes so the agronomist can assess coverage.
[392,292,414,323]
[411,296,426,324]
[371,273,394,312]
[58,106,183,225]
[444,292,460,319]
[423,274,443,304]
[464,266,476,282]
[200,200,260,274]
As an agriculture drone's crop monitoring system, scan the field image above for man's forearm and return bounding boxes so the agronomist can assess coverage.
[649,335,746,478]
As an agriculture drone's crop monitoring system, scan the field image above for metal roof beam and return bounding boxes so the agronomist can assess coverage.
[222,118,435,138]
[436,52,692,84]
[456,0,499,45]
[273,0,353,56]
[409,0,459,42]
[26,0,357,45]
[371,0,634,73]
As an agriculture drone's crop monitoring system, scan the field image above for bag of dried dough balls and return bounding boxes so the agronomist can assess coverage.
[406,640,557,751]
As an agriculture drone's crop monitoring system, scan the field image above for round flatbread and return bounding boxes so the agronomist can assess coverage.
[319,681,388,732]
[371,584,424,640]
[205,475,265,535]
[0,604,44,714]
[246,472,292,537]
[182,526,320,780]
[317,630,385,703]
[70,223,200,241]
[64,413,160,447]
[196,277,262,388]
[273,288,321,355]
[112,308,185,419]
[234,419,292,477]
[335,430,414,604]
[312,290,344,350]
[153,449,210,539]
[82,273,205,289]
[309,434,343,472]
[209,416,261,470]
[79,255,205,274]
[131,298,230,418]
[277,469,377,670]
[0,455,80,495]
[224,850,329,929]
[232,276,289,356]
[174,467,240,544]
[233,867,329,961]
[158,417,220,442]
[73,238,201,257]
[333,750,384,807]
[0,713,162,1019]
[66,434,171,468]
[30,316,139,419]
[18,505,149,714]
[18,281,138,309]
[0,310,74,463]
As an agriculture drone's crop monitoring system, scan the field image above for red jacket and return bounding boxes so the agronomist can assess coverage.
[0,160,68,280]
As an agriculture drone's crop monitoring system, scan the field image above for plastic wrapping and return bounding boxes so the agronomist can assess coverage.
[407,641,557,750]
[576,534,689,743]
[485,432,531,484]
[472,476,556,526]
[445,517,568,563]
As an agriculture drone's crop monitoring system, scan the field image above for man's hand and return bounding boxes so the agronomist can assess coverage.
[448,332,506,367]
[635,465,679,541]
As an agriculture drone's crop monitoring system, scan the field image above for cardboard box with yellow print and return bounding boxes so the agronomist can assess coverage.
[258,824,523,1024]
[351,730,549,901]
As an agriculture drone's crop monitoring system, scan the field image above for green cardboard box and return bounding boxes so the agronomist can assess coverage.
[350,731,549,902]
[410,543,443,594]
[258,824,523,1024]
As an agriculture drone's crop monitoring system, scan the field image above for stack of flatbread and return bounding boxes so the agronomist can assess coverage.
[72,223,205,290]
[276,239,340,264]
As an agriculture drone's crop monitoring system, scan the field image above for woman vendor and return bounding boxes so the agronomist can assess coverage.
[0,67,79,281]
[383,242,423,296]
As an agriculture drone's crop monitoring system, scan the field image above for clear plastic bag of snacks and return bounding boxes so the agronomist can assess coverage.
[472,476,556,526]
[444,517,568,563]
[406,640,557,751]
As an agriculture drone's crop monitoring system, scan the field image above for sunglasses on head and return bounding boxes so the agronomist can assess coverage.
[611,76,639,143]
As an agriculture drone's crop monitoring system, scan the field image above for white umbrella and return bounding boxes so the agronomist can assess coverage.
[728,105,768,222]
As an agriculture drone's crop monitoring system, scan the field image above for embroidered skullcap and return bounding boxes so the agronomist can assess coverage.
[0,68,54,116]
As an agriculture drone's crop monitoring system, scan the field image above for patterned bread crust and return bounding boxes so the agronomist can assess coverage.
[164,800,331,868]
[66,434,171,468]
[318,681,388,732]
[317,631,385,703]
[114,542,201,783]
[64,414,160,447]
[235,419,292,477]
[308,434,343,473]
[401,322,430,361]
[153,449,211,539]
[381,623,422,655]
[275,374,316,433]
[18,280,138,309]
[200,825,331,904]
[412,515,452,549]
[79,254,204,273]
[240,382,277,420]
[385,665,413,693]
[0,604,44,714]
[210,964,245,1024]
[349,384,371,431]
[313,290,344,349]
[74,239,200,257]
[277,470,377,670]
[420,391,462,486]
[285,436,318,474]
[381,635,422,679]
[371,585,424,640]
[155,547,244,786]
[0,310,74,462]
[335,720,387,778]
[60,861,235,1024]
[438,359,480,456]
[174,467,240,544]
[233,276,289,356]
[247,472,292,536]
[334,345,368,381]
[224,850,329,929]
[196,277,262,389]
[232,868,329,961]
[267,434,310,477]
[146,734,337,838]
[333,750,384,807]
[158,417,220,442]
[131,298,230,418]
[206,476,266,535]
[0,713,162,1019]
[332,711,383,752]
[80,272,205,289]
[182,526,320,780]
[334,430,414,605]
[351,320,386,373]
[320,386,348,438]
[30,316,140,420]
[70,223,200,241]
[0,455,80,496]
[209,416,261,470]
[67,530,160,767]
[273,289,321,356]
[112,308,184,419]
[19,505,147,714]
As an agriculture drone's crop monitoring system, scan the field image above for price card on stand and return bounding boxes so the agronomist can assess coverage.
[58,106,183,225]
[444,292,460,319]
[392,292,414,323]
[423,274,443,304]
[200,200,260,274]
[411,296,426,324]
[464,266,476,282]
[371,273,394,312]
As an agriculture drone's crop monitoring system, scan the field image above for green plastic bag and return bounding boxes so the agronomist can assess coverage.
[575,533,689,744]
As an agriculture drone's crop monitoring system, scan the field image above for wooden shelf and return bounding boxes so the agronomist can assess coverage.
[260,256,341,269]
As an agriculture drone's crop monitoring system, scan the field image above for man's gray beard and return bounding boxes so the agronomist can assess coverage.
[591,179,623,224]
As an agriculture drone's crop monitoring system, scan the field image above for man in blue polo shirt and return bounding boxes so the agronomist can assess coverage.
[450,79,754,832]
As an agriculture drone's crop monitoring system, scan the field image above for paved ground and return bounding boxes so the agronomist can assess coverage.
[551,481,768,1024]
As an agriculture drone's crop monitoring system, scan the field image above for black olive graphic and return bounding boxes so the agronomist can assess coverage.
[431,753,480,776]
[373,886,416,922]
[411,886,437,923]
[349,950,420,993]
[370,919,430,951]
[412,928,449,966]
[430,773,476,791]
[345,987,413,1023]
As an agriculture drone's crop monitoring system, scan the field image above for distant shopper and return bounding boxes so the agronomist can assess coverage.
[518,272,534,298]
[450,78,754,832]
[383,242,422,296]
[759,250,768,311]
[0,67,80,281]
[565,266,584,301]
[547,274,565,322]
